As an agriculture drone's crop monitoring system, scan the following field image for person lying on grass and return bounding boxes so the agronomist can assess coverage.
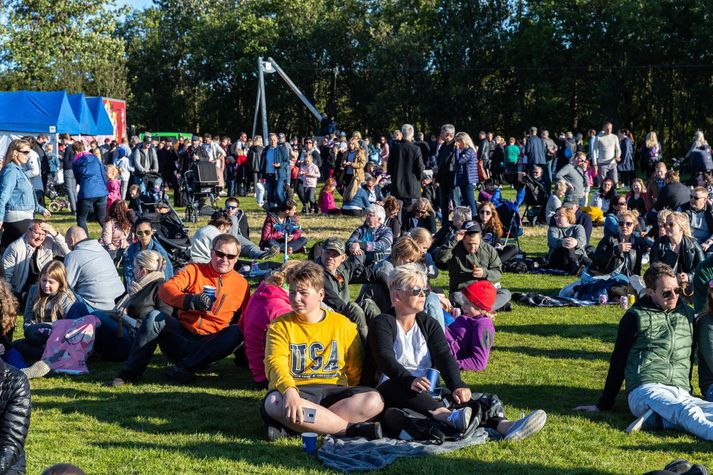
[574,262,713,439]
[367,264,546,439]
[262,260,384,441]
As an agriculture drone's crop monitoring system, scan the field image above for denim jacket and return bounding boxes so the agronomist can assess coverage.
[0,161,46,221]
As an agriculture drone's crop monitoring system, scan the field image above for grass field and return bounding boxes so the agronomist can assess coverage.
[20,191,713,474]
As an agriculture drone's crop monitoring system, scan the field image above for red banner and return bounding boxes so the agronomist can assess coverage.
[102,98,126,142]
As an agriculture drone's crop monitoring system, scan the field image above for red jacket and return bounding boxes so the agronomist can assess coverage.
[260,213,302,248]
[159,263,250,335]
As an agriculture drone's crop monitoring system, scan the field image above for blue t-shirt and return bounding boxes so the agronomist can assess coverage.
[265,148,276,174]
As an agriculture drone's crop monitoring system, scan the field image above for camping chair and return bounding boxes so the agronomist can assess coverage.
[497,202,523,254]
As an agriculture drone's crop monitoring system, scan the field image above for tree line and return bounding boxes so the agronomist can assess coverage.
[1,0,712,156]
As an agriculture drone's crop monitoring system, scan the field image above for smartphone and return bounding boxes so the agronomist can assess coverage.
[302,407,317,423]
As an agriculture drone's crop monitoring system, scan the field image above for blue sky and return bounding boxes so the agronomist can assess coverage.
[116,0,154,11]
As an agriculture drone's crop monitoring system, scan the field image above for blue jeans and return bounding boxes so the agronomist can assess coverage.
[123,310,243,377]
[459,183,478,217]
[628,383,713,440]
[13,323,53,361]
[275,177,288,206]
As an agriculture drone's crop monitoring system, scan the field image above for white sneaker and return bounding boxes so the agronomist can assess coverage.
[21,360,51,379]
[504,410,547,441]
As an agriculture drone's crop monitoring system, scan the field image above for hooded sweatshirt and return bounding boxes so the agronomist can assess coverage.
[238,281,292,383]
[64,239,124,311]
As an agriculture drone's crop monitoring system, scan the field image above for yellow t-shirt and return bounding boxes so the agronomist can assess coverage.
[264,308,363,393]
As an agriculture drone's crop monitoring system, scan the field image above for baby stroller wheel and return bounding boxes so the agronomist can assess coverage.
[48,201,61,213]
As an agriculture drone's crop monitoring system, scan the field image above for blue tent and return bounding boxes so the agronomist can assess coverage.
[0,90,82,134]
[85,97,115,135]
[67,93,98,135]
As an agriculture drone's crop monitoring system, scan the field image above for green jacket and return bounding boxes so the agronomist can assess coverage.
[624,296,695,393]
[432,236,502,294]
[693,255,713,313]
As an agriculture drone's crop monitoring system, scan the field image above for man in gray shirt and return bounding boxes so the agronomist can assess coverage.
[592,122,621,185]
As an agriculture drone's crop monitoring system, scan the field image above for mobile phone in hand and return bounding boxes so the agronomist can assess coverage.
[303,407,317,423]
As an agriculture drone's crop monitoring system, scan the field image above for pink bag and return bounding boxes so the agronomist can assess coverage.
[40,316,100,375]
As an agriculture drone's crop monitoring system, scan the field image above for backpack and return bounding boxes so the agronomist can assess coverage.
[41,315,100,375]
[381,392,504,443]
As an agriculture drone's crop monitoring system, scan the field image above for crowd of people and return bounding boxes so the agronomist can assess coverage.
[2,120,713,473]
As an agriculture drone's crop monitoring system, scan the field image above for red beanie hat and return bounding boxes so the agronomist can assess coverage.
[462,280,497,312]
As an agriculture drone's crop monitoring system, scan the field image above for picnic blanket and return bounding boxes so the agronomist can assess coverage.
[317,428,495,472]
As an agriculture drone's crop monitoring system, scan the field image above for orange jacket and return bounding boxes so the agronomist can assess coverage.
[159,262,250,335]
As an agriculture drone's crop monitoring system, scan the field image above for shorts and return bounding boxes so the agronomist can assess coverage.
[260,384,377,430]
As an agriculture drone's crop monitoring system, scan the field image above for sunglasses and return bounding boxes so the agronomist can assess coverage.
[661,287,681,299]
[18,149,31,155]
[616,202,626,206]
[225,205,238,210]
[479,210,492,215]
[398,286,430,297]
[618,221,635,227]
[136,230,152,237]
[213,249,238,260]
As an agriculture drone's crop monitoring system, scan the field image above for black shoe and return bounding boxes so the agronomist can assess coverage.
[167,365,194,384]
[500,303,512,312]
[663,459,692,474]
[261,246,280,259]
[344,422,382,440]
[686,464,709,475]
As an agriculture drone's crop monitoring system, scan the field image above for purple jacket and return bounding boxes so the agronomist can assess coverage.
[455,147,478,186]
[446,315,494,371]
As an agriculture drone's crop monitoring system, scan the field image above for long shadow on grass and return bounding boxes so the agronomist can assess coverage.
[495,345,611,361]
[32,387,266,438]
[390,455,614,475]
[498,323,618,342]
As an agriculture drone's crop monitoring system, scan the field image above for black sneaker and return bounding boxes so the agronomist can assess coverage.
[167,365,194,384]
[663,459,692,474]
[261,246,280,259]
[344,422,383,440]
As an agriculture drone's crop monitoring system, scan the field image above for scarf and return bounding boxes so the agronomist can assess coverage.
[114,270,164,336]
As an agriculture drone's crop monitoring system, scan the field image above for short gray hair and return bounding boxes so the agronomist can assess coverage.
[369,204,386,223]
[401,124,414,141]
[441,124,455,137]
[453,206,472,223]
[387,262,427,291]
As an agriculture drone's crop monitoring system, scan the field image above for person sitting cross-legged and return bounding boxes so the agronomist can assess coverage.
[118,234,250,384]
[574,263,713,440]
[368,264,546,439]
[262,261,384,441]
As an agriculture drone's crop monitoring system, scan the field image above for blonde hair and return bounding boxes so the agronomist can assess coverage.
[408,227,432,247]
[391,237,423,266]
[555,179,568,197]
[134,250,165,274]
[657,209,672,226]
[616,209,640,223]
[388,262,427,291]
[286,261,325,291]
[645,132,658,148]
[265,260,301,287]
[668,211,692,238]
[555,206,576,225]
[106,164,119,180]
[3,138,32,166]
[454,132,476,151]
[32,261,74,323]
[631,178,646,193]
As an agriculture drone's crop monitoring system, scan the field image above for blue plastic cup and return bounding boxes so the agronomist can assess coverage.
[301,432,318,454]
[426,368,440,393]
[203,285,216,304]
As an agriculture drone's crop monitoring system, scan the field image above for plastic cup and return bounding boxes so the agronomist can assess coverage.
[203,285,216,297]
[426,368,440,393]
[301,432,318,454]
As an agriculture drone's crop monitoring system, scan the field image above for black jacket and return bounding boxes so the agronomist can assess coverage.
[589,234,649,276]
[436,140,456,187]
[0,359,30,475]
[367,311,466,391]
[402,211,437,235]
[118,279,172,324]
[321,258,377,336]
[650,235,705,281]
[656,182,691,211]
[388,141,424,200]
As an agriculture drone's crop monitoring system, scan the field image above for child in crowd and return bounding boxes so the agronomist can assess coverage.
[0,278,27,369]
[298,154,321,214]
[115,147,133,200]
[105,164,122,212]
[477,178,503,207]
[318,178,340,214]
[447,280,496,372]
[45,143,60,189]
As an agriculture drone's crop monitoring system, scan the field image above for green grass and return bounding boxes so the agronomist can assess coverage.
[21,192,713,474]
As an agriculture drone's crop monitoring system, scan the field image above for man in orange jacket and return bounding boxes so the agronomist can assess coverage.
[111,233,250,386]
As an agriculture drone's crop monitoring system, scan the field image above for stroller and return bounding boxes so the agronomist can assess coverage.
[181,162,220,223]
[46,181,71,213]
[141,206,192,269]
[496,201,524,255]
[516,174,548,225]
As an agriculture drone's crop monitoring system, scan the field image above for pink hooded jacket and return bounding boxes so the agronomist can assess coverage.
[238,281,292,383]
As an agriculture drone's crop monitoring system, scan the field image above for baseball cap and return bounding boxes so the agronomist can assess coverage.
[322,237,345,255]
[462,221,482,234]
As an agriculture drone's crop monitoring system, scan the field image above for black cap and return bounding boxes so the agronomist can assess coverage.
[462,221,482,234]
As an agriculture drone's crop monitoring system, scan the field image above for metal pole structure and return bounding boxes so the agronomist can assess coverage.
[267,57,323,122]
[258,57,269,145]
[252,84,261,140]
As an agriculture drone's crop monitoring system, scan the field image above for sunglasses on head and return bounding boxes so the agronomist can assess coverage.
[661,287,681,299]
[136,230,152,237]
[398,286,430,297]
[213,249,238,260]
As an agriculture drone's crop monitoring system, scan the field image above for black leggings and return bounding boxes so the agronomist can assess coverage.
[377,378,444,415]
[342,208,365,217]
[0,219,32,250]
[548,246,584,275]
